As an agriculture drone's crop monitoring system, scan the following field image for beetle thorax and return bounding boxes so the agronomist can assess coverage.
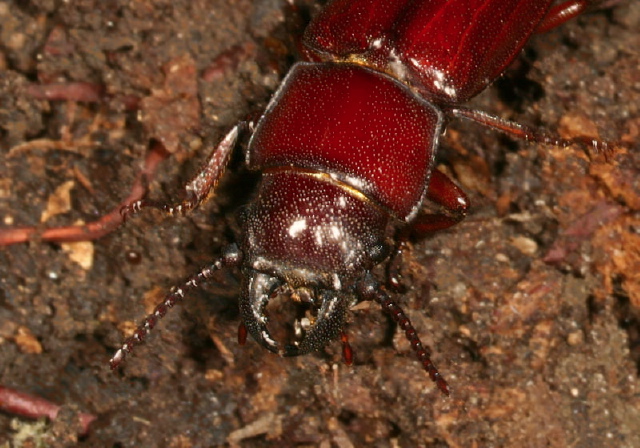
[243,170,390,289]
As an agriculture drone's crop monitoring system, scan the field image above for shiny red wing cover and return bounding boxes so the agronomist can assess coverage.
[304,0,553,103]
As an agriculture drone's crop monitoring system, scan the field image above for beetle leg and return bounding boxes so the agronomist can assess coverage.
[110,244,242,369]
[237,322,248,345]
[387,170,470,291]
[535,0,623,34]
[446,106,615,160]
[340,331,354,366]
[413,170,470,235]
[535,0,589,33]
[122,124,242,219]
[0,385,97,436]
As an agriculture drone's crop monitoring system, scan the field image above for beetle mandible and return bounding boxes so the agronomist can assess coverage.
[111,0,614,395]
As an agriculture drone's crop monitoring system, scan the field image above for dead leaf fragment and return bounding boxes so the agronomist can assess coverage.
[40,180,74,223]
[14,326,43,354]
[60,239,94,270]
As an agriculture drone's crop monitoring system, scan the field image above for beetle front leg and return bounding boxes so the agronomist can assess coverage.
[122,124,242,219]
[411,170,470,236]
[387,170,470,290]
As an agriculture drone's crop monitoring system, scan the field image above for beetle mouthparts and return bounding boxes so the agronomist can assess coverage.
[240,271,351,356]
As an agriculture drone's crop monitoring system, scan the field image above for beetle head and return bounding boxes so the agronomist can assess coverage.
[239,171,390,354]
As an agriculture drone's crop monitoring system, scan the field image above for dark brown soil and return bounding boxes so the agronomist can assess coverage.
[1,1,638,447]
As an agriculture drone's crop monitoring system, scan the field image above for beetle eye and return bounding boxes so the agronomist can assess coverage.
[237,206,250,225]
[367,240,391,264]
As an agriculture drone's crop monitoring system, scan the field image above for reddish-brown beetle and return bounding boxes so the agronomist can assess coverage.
[105,0,615,396]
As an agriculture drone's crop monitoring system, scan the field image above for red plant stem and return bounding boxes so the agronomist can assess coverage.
[25,82,140,110]
[25,82,105,103]
[0,141,168,246]
[0,385,96,436]
[201,43,255,82]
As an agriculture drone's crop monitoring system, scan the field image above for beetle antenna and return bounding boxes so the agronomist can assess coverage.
[110,244,242,370]
[379,293,450,396]
[359,274,450,396]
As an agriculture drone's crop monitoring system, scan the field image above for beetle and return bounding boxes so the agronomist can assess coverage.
[109,0,614,395]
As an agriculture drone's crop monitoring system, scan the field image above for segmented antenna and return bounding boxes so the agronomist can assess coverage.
[110,245,241,369]
[359,274,450,396]
[379,294,450,395]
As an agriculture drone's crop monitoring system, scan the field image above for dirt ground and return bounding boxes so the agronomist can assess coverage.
[0,0,638,447]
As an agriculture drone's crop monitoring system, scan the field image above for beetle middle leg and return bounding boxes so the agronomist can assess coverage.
[387,170,470,291]
[533,0,620,34]
[446,106,615,160]
[535,0,590,33]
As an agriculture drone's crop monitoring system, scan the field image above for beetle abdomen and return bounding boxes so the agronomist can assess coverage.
[303,0,554,104]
